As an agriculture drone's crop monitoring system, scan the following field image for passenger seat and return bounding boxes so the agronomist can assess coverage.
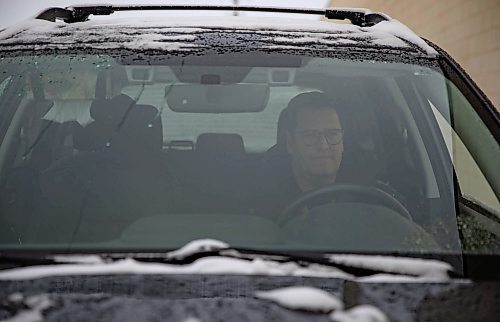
[37,94,176,242]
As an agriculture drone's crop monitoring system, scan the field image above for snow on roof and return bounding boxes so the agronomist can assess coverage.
[369,20,437,55]
[0,15,437,55]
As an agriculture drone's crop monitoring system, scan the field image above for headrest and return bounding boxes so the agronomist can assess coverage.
[90,94,135,125]
[269,105,294,156]
[112,103,163,153]
[196,133,245,156]
[74,95,162,153]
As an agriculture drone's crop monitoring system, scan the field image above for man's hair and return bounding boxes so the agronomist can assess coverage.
[278,91,340,144]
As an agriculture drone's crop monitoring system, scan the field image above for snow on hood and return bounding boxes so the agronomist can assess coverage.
[255,286,343,313]
[0,15,434,55]
[4,288,389,322]
[3,294,52,322]
[328,254,453,281]
[254,286,388,321]
[330,305,389,322]
[180,318,202,322]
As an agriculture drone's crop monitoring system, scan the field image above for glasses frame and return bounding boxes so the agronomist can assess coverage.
[294,128,343,146]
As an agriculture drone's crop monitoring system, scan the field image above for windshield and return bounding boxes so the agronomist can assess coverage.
[0,53,498,257]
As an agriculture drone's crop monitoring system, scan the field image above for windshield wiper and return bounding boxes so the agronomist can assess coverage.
[130,247,386,277]
[0,239,458,279]
[105,239,457,279]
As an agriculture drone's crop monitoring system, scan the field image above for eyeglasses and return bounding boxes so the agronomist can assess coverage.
[294,129,343,146]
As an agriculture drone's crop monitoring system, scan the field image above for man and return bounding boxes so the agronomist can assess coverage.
[250,93,439,248]
[252,91,344,216]
[284,91,344,192]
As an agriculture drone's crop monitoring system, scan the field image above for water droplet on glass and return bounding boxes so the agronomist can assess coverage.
[148,124,153,128]
[105,142,111,147]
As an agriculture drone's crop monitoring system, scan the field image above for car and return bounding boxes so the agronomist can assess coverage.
[0,4,499,321]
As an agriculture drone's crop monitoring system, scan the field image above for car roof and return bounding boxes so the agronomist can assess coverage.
[0,6,437,57]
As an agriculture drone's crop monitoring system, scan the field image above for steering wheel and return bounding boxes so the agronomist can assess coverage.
[278,184,412,226]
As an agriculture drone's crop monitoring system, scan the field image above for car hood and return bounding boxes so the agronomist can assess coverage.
[0,273,498,322]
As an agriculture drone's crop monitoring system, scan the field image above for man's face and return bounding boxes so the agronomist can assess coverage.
[287,107,343,186]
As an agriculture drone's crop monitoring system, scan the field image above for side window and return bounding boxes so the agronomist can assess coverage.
[429,81,500,252]
[429,85,499,212]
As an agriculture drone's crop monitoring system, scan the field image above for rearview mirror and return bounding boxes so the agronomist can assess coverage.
[165,83,269,113]
[125,66,154,83]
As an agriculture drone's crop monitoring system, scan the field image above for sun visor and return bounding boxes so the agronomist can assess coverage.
[165,83,269,113]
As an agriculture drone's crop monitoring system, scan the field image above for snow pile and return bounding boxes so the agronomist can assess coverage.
[329,254,452,282]
[0,239,453,282]
[255,286,388,321]
[255,286,343,313]
[0,19,60,40]
[330,305,388,322]
[0,256,352,281]
[3,294,53,322]
[165,238,229,260]
[180,318,202,322]
[52,255,105,264]
[367,20,437,55]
